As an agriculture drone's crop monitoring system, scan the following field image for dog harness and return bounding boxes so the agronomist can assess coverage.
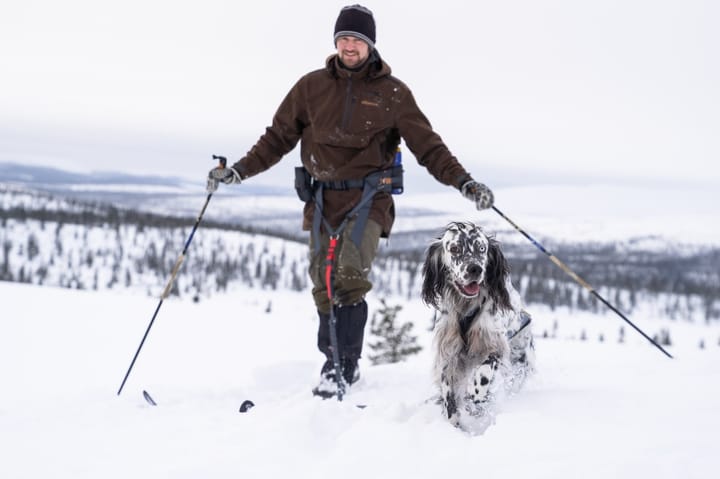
[459,301,532,343]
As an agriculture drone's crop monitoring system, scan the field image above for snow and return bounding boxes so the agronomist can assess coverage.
[2,281,719,478]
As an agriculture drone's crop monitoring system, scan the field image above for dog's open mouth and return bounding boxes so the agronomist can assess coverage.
[456,281,480,297]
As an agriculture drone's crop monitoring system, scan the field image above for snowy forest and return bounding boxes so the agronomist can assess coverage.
[2,185,718,325]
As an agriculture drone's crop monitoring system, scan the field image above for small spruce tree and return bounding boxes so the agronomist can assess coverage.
[653,328,673,347]
[368,299,422,365]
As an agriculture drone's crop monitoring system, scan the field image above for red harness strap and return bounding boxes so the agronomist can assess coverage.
[323,234,345,401]
[325,235,339,301]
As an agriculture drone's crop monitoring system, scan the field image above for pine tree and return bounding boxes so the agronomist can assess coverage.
[27,234,40,261]
[368,299,422,365]
[653,328,673,346]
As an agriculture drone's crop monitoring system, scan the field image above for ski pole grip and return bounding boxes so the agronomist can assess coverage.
[212,155,228,169]
[161,253,186,299]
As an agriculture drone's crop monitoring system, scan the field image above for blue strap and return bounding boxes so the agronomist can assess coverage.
[349,174,380,248]
[312,183,326,256]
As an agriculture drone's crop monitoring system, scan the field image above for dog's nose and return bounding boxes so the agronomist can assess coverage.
[467,263,483,278]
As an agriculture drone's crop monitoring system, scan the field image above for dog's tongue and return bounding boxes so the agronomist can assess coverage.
[461,282,480,296]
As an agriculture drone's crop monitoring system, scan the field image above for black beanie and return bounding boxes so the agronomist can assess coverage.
[334,5,376,49]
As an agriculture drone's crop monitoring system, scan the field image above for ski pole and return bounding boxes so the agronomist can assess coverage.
[491,205,673,359]
[117,156,227,396]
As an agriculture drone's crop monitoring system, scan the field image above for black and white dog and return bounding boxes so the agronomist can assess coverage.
[422,222,535,429]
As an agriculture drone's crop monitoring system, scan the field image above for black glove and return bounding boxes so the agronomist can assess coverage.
[206,166,241,193]
[461,180,494,210]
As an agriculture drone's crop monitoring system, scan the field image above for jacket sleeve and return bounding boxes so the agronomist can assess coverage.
[231,78,307,180]
[395,85,472,189]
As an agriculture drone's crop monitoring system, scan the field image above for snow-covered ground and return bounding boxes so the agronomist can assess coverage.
[2,280,719,478]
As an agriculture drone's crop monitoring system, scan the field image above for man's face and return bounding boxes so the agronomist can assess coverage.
[336,36,370,68]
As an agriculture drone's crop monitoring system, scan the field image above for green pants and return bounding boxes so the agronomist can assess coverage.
[309,219,382,314]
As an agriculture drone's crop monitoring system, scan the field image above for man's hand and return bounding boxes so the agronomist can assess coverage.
[206,166,241,193]
[461,180,494,210]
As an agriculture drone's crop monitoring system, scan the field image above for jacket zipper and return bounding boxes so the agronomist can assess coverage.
[341,76,355,131]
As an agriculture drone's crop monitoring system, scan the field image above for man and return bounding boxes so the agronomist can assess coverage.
[207,4,494,398]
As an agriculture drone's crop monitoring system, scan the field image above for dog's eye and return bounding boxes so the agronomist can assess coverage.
[478,244,487,253]
[449,245,459,254]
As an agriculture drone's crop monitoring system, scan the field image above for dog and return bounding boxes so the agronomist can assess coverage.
[422,222,535,430]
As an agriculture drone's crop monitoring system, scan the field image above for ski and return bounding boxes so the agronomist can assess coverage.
[139,391,364,411]
[142,390,157,406]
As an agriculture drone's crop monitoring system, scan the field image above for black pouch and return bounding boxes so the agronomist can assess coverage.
[294,166,313,202]
[375,165,404,194]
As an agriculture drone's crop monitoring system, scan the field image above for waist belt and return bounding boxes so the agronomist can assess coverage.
[316,178,365,190]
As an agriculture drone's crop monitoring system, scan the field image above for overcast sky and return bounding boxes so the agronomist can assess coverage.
[1,0,717,188]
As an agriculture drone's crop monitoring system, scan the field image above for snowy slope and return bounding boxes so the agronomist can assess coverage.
[2,281,719,479]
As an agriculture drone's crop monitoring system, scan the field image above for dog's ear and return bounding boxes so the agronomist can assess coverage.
[486,238,512,312]
[422,239,446,310]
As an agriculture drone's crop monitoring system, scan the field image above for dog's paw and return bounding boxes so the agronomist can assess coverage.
[460,398,497,435]
[466,356,499,404]
[464,393,495,418]
[442,390,460,426]
[460,359,500,435]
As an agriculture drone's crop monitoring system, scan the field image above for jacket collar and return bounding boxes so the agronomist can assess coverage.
[326,50,391,80]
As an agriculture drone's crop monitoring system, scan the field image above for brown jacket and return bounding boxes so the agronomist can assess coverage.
[232,52,472,237]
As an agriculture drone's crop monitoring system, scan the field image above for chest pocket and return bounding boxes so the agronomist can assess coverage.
[314,91,392,148]
[353,92,392,133]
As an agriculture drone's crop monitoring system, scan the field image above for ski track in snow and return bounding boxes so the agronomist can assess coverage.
[1,281,719,479]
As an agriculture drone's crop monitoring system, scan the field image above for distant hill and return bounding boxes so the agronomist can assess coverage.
[0,162,290,196]
[1,178,718,325]
[0,162,183,186]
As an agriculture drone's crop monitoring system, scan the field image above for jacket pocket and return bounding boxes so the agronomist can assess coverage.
[314,127,372,149]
